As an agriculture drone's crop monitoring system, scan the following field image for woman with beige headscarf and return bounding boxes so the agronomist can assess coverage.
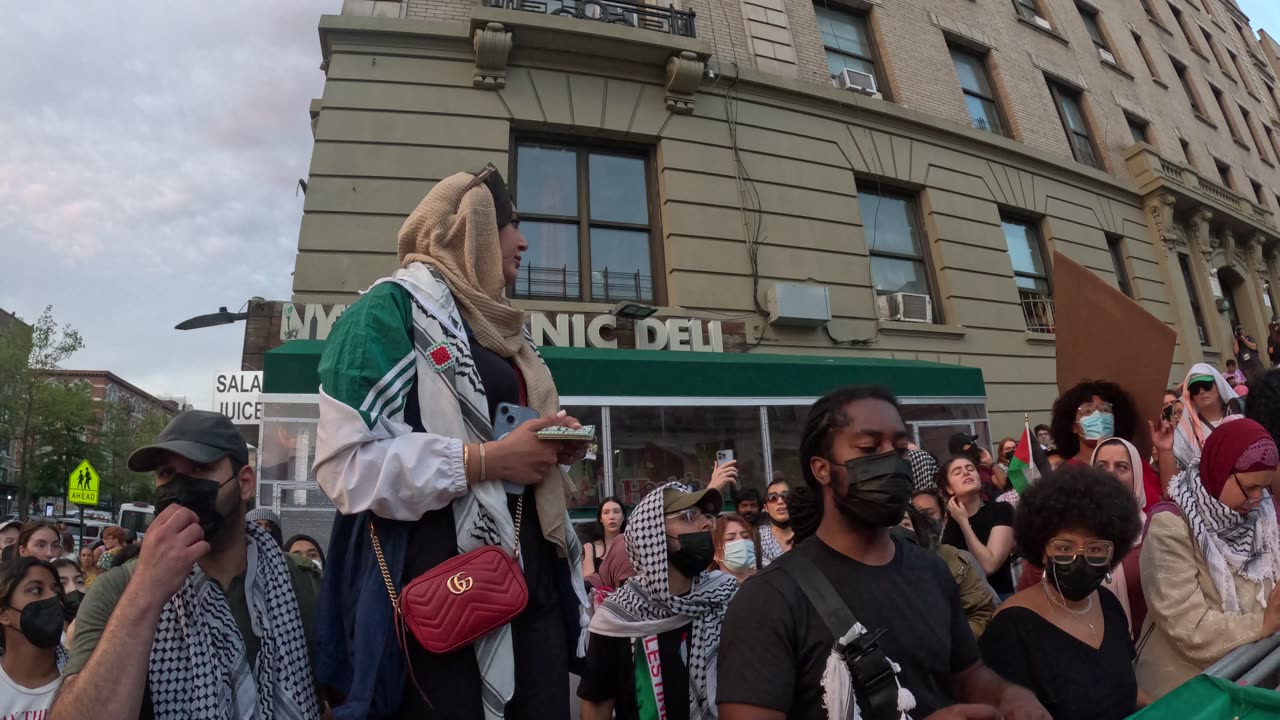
[312,167,590,720]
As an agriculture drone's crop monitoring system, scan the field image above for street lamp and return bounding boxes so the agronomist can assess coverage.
[174,297,264,330]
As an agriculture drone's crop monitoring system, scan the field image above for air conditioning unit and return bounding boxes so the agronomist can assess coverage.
[1032,15,1052,31]
[1098,47,1117,65]
[882,292,933,323]
[836,68,881,98]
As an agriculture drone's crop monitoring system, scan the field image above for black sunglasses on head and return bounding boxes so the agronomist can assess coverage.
[1189,381,1215,396]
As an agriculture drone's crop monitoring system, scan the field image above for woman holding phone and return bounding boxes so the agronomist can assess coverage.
[313,165,591,720]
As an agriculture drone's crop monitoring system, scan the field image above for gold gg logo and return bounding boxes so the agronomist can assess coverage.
[447,572,474,595]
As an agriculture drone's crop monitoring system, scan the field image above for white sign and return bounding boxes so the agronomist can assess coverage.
[214,371,263,425]
[528,312,724,352]
[281,303,348,342]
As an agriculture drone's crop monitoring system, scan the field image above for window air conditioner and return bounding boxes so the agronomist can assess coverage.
[1098,47,1117,65]
[1032,15,1052,31]
[883,292,933,323]
[836,68,881,98]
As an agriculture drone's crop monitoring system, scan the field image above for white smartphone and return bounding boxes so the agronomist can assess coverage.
[716,449,735,465]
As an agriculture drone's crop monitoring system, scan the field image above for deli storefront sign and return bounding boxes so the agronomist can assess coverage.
[529,311,729,352]
[215,371,263,425]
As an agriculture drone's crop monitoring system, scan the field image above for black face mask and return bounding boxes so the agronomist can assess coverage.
[62,590,84,621]
[16,596,65,649]
[1002,450,1015,462]
[830,452,915,528]
[667,531,715,579]
[1048,556,1110,602]
[154,472,235,544]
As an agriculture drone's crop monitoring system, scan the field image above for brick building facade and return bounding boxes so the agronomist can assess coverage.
[274,0,1280,512]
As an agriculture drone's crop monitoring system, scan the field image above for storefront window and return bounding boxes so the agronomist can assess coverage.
[563,406,605,512]
[610,406,763,506]
[766,405,806,488]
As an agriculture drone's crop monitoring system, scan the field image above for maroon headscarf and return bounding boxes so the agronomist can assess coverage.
[1199,418,1279,498]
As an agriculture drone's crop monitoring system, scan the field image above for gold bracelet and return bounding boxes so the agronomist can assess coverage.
[463,443,471,482]
[480,442,488,483]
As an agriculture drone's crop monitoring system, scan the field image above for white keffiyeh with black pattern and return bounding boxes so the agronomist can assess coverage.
[1170,466,1280,613]
[590,482,738,720]
[148,522,319,720]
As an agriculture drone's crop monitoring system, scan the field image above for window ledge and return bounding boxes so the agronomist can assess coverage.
[876,320,967,339]
[1195,113,1218,130]
[1016,17,1071,46]
[1225,74,1239,85]
[1153,77,1169,89]
[1262,157,1275,169]
[1101,59,1135,81]
[1248,88,1262,102]
[1025,331,1056,345]
[1234,138,1252,151]
[1190,47,1212,64]
[1148,18,1173,36]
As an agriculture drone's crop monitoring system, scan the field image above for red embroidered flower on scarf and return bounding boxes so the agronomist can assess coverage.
[426,342,455,372]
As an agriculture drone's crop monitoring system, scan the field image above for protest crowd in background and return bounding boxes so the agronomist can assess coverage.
[6,167,1280,719]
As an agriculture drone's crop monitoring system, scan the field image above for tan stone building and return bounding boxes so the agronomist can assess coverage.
[275,0,1280,509]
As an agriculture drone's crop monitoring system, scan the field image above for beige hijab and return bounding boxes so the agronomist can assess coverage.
[398,172,569,550]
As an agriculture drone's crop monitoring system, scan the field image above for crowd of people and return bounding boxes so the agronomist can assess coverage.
[4,167,1280,719]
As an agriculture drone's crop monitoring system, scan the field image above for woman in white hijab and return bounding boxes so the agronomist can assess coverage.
[1092,437,1148,636]
[1173,363,1242,472]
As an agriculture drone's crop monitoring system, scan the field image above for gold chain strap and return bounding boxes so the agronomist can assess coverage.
[368,495,525,608]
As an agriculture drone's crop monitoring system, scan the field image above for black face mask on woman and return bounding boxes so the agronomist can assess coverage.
[154,472,236,544]
[62,590,84,621]
[830,452,915,528]
[1048,556,1110,602]
[17,596,65,649]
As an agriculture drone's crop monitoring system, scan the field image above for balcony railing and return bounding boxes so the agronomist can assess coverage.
[482,0,697,37]
[514,264,654,303]
[1125,144,1275,231]
[1021,291,1055,334]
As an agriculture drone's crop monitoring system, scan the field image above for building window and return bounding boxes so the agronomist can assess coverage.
[512,142,658,303]
[1047,80,1103,169]
[1214,158,1234,189]
[1241,105,1272,164]
[816,5,881,93]
[1179,253,1209,345]
[1267,125,1280,163]
[858,190,941,322]
[1228,49,1251,90]
[1013,0,1046,23]
[1002,218,1053,333]
[1171,57,1205,116]
[1168,3,1201,54]
[1212,86,1246,144]
[1139,0,1162,25]
[1107,235,1133,298]
[1252,178,1267,206]
[949,46,1007,136]
[1180,137,1196,168]
[1133,32,1163,82]
[1201,28,1230,77]
[1078,4,1113,57]
[1127,115,1151,145]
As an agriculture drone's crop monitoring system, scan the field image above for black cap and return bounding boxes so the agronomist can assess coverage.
[127,410,249,472]
[947,432,979,456]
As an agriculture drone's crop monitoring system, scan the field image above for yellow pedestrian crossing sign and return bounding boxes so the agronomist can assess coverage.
[68,460,100,506]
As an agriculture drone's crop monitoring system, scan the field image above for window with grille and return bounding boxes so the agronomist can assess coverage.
[1001,218,1054,333]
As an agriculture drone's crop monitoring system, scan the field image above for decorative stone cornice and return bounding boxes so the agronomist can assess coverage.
[665,51,704,114]
[473,22,513,89]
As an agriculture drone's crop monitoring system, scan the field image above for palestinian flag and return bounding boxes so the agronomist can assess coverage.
[1008,421,1049,494]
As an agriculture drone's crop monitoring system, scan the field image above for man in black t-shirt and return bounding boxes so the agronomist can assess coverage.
[718,386,1049,720]
[579,483,737,720]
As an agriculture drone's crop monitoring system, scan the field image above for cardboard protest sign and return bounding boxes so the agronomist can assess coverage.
[1054,251,1177,459]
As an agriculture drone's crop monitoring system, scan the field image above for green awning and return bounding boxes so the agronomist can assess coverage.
[263,340,327,394]
[260,341,986,400]
[540,346,985,399]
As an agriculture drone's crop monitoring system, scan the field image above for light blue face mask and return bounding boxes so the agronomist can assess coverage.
[1079,411,1115,441]
[722,538,757,573]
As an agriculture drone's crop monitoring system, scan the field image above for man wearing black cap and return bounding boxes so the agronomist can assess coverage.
[580,483,735,720]
[52,410,323,720]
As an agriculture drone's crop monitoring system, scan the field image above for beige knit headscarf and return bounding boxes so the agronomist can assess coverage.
[398,171,569,550]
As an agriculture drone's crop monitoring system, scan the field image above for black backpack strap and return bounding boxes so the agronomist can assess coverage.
[777,555,901,720]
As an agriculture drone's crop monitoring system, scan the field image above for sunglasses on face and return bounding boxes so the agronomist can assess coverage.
[1189,381,1215,396]
[766,491,791,503]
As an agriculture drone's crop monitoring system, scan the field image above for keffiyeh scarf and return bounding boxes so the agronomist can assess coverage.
[906,449,938,493]
[1170,466,1280,613]
[759,523,786,565]
[148,522,319,720]
[590,483,738,719]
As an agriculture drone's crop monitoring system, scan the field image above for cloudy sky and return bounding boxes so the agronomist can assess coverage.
[2,1,1280,411]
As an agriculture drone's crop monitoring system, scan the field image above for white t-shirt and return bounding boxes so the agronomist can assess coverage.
[0,659,60,719]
